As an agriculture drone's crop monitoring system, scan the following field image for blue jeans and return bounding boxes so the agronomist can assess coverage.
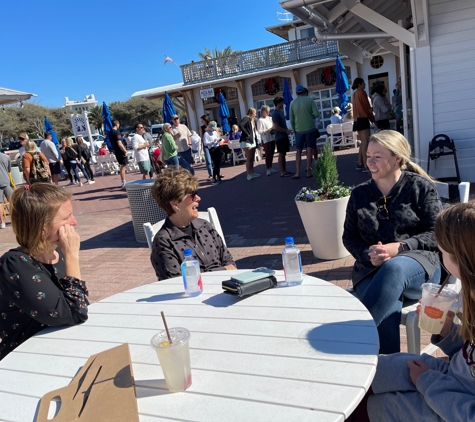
[354,256,441,354]
[178,149,194,165]
[165,156,194,175]
[203,146,213,177]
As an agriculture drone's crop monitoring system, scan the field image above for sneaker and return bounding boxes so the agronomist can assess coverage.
[247,174,253,181]
[266,170,271,176]
[212,178,219,184]
[80,182,83,187]
[67,182,75,186]
[87,180,95,184]
[74,181,79,185]
[0,222,6,229]
[269,168,278,174]
[251,173,261,179]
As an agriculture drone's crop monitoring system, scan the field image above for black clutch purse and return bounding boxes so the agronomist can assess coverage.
[222,276,277,297]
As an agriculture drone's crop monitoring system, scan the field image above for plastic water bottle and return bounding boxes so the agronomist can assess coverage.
[181,249,203,297]
[282,237,303,286]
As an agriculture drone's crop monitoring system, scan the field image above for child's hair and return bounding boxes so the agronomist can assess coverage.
[435,201,475,342]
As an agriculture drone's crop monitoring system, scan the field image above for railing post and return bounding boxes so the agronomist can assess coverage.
[265,46,270,67]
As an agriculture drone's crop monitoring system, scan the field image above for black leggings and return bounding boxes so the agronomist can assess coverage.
[210,147,222,179]
[83,160,94,180]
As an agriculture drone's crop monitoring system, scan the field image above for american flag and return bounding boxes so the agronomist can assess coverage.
[164,56,174,65]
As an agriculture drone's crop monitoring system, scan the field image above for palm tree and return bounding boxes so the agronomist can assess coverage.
[198,46,239,60]
[88,105,104,134]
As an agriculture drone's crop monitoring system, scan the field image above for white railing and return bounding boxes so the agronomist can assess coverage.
[180,40,338,85]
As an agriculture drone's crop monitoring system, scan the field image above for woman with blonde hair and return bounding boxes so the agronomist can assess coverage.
[257,105,277,176]
[0,184,89,360]
[64,137,90,186]
[239,108,259,181]
[343,130,442,354]
[21,140,51,184]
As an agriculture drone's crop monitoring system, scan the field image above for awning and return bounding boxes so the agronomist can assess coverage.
[0,87,37,106]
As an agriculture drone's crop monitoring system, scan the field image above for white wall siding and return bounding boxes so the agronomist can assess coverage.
[429,0,475,181]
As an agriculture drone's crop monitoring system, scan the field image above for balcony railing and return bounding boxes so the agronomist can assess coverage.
[180,39,338,85]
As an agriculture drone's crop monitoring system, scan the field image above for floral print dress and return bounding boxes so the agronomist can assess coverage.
[0,248,89,360]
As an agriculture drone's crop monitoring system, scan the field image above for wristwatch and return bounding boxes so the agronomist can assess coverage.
[398,242,410,253]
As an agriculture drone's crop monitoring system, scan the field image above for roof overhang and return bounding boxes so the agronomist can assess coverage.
[0,87,37,106]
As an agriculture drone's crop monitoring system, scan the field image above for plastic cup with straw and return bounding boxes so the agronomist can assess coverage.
[150,312,192,392]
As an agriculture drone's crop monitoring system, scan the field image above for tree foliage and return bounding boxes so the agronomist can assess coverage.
[88,105,104,133]
[109,97,163,127]
[198,46,239,60]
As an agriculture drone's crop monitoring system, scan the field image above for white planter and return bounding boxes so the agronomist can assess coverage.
[296,196,350,260]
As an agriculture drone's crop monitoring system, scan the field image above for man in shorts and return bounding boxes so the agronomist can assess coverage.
[272,96,292,177]
[132,123,151,179]
[0,151,13,229]
[40,132,61,185]
[110,120,128,189]
[289,85,321,179]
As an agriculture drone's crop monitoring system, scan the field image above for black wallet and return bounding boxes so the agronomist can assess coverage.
[222,276,277,297]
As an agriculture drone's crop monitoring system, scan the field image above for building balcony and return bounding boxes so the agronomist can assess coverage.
[180,39,338,85]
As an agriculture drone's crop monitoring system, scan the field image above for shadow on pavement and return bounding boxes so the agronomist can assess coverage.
[80,221,145,250]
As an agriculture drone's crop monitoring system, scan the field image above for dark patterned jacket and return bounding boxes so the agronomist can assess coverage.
[151,218,235,280]
[343,171,442,286]
[0,248,89,360]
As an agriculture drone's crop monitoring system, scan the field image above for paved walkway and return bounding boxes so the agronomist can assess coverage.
[1,146,470,353]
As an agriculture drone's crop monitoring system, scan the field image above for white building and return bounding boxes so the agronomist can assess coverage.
[64,94,97,113]
[132,0,475,181]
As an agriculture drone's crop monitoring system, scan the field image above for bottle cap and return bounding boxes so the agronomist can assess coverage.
[184,248,192,257]
[285,237,294,245]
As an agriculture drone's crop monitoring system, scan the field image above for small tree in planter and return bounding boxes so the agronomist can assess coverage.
[295,141,352,259]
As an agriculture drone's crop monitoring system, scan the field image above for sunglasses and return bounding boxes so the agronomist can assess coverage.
[137,126,144,129]
[173,117,179,120]
[376,195,389,220]
[186,191,198,201]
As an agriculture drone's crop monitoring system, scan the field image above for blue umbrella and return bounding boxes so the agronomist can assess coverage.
[102,102,113,150]
[335,56,349,115]
[44,117,60,155]
[218,92,230,134]
[283,78,293,120]
[163,92,176,125]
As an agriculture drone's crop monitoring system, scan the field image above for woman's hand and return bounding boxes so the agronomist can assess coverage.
[58,224,81,279]
[225,264,237,271]
[368,241,390,266]
[416,302,455,338]
[58,224,80,259]
[407,359,430,385]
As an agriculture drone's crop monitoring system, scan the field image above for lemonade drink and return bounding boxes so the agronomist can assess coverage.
[418,283,458,335]
[150,328,192,392]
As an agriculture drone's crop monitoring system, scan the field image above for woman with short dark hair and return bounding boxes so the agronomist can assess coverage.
[150,169,236,280]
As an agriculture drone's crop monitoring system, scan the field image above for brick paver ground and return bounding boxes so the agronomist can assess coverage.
[1,145,472,354]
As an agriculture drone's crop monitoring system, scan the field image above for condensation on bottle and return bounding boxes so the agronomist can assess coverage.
[282,237,303,286]
[181,249,203,297]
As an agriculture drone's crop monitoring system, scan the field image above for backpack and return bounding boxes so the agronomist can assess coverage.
[28,152,51,184]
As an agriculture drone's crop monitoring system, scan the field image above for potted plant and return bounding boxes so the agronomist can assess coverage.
[295,141,352,260]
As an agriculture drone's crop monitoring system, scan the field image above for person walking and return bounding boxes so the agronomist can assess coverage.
[109,120,128,189]
[76,136,95,184]
[171,115,193,166]
[239,108,260,181]
[352,77,375,172]
[40,132,61,185]
[289,85,321,179]
[257,105,277,176]
[132,123,152,179]
[272,96,292,177]
[0,151,13,229]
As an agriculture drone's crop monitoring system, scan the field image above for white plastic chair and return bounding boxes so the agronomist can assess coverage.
[341,121,358,148]
[192,142,202,164]
[229,140,246,165]
[401,180,470,354]
[326,124,343,150]
[143,206,226,251]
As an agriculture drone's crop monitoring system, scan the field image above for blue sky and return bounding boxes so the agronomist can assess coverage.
[2,0,286,108]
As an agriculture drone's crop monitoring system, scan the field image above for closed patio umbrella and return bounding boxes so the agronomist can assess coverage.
[44,117,60,155]
[102,102,114,150]
[335,56,349,115]
[283,78,293,120]
[218,92,230,134]
[163,92,177,125]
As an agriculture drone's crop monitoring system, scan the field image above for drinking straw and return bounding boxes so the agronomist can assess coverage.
[436,273,451,297]
[161,311,173,344]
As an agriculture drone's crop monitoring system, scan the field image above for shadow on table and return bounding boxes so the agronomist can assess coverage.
[135,380,172,398]
[136,292,185,302]
[304,321,379,355]
[203,292,248,308]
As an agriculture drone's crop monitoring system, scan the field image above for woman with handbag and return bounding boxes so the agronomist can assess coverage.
[76,136,95,184]
[64,138,90,186]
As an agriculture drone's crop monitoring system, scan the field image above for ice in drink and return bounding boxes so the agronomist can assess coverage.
[418,283,458,335]
[150,327,192,392]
